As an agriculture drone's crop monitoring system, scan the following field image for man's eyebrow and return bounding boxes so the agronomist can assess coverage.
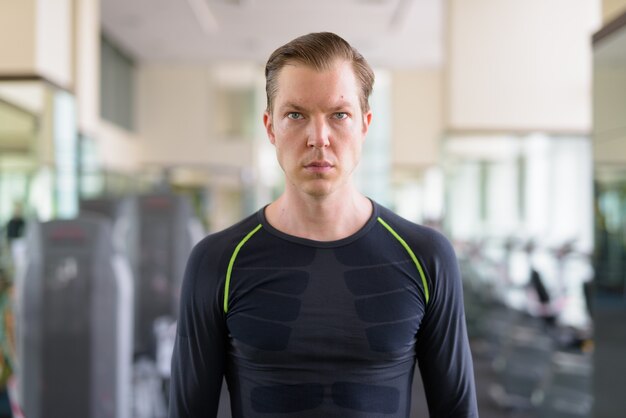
[279,102,307,112]
[278,100,355,112]
[329,101,354,111]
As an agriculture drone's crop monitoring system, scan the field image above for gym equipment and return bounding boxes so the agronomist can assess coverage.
[15,215,133,418]
[135,193,203,357]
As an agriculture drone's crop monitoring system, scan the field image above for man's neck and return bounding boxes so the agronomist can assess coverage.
[265,188,373,242]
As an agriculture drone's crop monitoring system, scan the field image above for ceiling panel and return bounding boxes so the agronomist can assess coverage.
[101,0,443,68]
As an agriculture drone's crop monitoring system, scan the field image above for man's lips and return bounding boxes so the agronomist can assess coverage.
[305,161,333,167]
[304,161,334,172]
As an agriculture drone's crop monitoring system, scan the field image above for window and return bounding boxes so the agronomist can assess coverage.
[212,86,255,140]
[100,35,135,131]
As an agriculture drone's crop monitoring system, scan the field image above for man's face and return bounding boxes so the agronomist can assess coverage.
[263,60,372,199]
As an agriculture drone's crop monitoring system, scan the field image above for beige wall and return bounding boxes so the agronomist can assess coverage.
[71,0,139,173]
[35,0,73,89]
[0,0,36,73]
[0,82,45,114]
[74,0,100,136]
[137,65,254,168]
[0,0,73,90]
[96,119,142,172]
[447,0,600,132]
[603,0,626,22]
[391,70,443,168]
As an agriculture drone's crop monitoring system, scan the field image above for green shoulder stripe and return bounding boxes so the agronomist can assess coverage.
[377,217,430,304]
[224,223,263,313]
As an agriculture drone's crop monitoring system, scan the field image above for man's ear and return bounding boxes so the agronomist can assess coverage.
[362,110,372,136]
[263,111,276,145]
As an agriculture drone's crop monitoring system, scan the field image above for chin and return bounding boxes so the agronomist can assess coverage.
[288,173,347,198]
[302,186,334,198]
[303,179,352,199]
[297,180,334,198]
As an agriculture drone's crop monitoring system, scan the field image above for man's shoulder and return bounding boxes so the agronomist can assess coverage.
[373,202,457,265]
[191,210,262,259]
[375,203,448,245]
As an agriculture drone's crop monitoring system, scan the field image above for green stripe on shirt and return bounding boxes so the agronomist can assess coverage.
[224,223,263,313]
[377,217,430,304]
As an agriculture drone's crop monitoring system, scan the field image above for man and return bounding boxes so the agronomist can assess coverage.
[6,202,25,243]
[169,32,478,417]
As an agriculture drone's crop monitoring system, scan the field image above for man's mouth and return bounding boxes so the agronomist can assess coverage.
[304,160,334,173]
[306,161,332,167]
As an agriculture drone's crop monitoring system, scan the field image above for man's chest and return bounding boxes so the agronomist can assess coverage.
[225,247,426,369]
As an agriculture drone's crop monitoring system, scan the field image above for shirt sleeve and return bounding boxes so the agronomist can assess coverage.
[169,237,228,418]
[415,230,479,418]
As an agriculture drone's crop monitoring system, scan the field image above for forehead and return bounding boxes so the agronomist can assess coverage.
[274,60,360,109]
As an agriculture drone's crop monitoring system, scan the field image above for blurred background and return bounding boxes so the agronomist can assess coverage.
[0,0,625,417]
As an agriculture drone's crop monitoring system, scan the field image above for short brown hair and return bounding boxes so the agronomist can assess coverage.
[265,32,375,114]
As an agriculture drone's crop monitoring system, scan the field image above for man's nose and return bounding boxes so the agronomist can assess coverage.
[307,118,330,148]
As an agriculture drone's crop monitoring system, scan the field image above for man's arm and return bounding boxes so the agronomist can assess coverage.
[169,238,228,418]
[416,231,479,417]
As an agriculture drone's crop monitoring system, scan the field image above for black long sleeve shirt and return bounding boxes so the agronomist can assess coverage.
[169,201,478,417]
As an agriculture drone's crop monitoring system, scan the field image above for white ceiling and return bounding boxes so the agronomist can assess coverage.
[100,0,444,69]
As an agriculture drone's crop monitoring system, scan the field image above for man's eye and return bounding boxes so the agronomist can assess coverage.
[333,112,348,120]
[287,112,303,120]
